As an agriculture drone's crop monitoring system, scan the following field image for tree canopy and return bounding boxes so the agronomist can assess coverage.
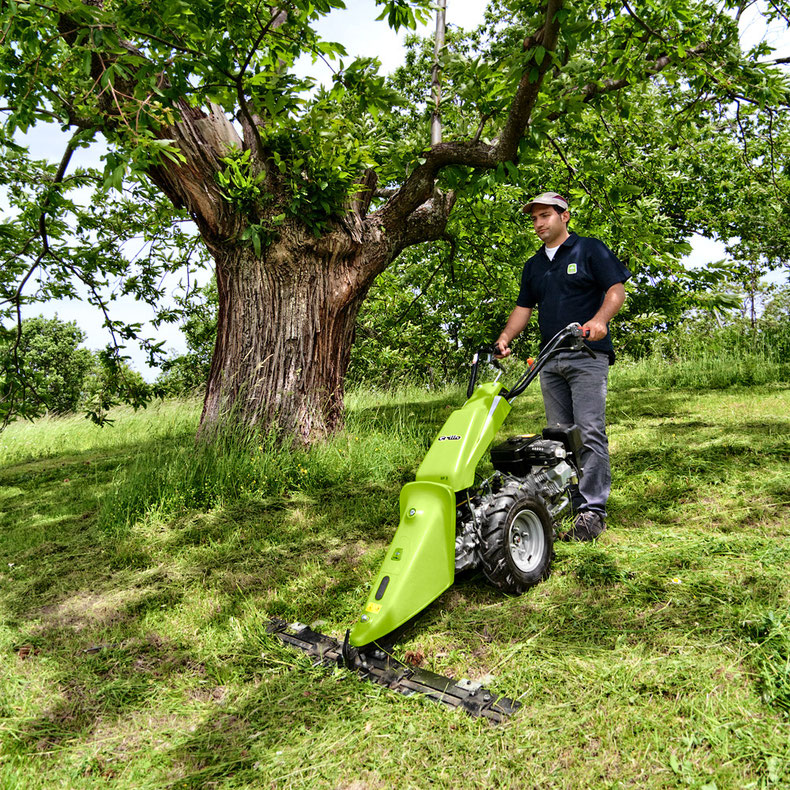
[1,0,788,438]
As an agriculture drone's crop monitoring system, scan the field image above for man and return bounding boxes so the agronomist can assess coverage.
[496,192,631,541]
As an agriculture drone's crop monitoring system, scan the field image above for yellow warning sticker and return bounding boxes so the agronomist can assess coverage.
[365,602,381,614]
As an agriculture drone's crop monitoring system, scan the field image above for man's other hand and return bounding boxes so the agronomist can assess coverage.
[581,318,607,341]
[495,337,512,358]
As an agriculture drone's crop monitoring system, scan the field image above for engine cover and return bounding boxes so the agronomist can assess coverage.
[490,434,567,477]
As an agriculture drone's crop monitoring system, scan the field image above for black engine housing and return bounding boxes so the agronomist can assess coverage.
[490,424,582,477]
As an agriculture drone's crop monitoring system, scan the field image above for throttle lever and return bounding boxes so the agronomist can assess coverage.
[569,325,595,356]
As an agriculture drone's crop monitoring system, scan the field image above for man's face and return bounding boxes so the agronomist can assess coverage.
[530,204,569,246]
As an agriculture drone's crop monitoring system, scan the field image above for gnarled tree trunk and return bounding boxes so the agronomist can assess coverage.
[143,97,463,442]
[200,235,384,443]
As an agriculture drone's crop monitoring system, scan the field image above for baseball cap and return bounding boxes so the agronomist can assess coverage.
[522,192,569,213]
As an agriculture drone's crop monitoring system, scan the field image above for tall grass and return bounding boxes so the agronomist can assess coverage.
[612,351,790,389]
[90,340,788,537]
[613,320,790,389]
[97,386,459,535]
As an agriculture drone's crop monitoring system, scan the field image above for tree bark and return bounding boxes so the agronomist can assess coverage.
[199,231,388,444]
[430,0,447,146]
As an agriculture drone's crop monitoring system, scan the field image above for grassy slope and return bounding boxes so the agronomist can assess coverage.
[0,382,789,789]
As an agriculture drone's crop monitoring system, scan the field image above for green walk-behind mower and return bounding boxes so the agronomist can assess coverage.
[269,322,593,722]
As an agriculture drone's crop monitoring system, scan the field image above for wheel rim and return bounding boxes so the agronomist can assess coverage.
[507,508,545,573]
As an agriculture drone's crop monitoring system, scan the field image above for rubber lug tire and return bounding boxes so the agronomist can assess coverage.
[481,491,553,595]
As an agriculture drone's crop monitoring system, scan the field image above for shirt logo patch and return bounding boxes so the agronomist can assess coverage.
[567,263,577,274]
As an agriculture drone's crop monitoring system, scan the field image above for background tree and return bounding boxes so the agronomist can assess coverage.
[0,144,210,424]
[158,279,219,395]
[80,351,150,426]
[0,315,93,420]
[0,314,151,425]
[1,0,788,442]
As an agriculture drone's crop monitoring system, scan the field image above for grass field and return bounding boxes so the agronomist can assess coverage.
[1,375,789,789]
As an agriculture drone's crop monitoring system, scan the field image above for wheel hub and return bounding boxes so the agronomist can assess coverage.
[508,508,545,573]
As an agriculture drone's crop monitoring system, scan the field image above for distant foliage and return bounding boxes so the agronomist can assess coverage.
[158,270,790,392]
[1,315,93,420]
[348,233,536,387]
[611,287,790,390]
[81,351,151,427]
[157,279,218,395]
[0,314,152,426]
[758,282,790,361]
[634,282,790,363]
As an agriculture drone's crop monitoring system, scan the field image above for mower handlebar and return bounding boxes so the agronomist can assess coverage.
[467,323,594,400]
[506,322,591,398]
[466,345,502,399]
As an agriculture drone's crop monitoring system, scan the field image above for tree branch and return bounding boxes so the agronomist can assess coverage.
[542,40,712,123]
[472,112,494,144]
[373,0,563,233]
[371,2,730,244]
[346,169,379,219]
[233,5,290,165]
[2,135,81,427]
[373,187,400,199]
[621,0,669,44]
[399,189,457,251]
[54,4,243,234]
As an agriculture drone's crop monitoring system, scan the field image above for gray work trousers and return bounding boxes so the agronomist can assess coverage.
[539,350,611,515]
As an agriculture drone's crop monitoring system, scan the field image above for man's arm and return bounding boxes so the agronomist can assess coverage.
[496,306,533,357]
[582,283,626,341]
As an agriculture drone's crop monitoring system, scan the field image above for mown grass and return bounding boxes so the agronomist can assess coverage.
[1,370,789,789]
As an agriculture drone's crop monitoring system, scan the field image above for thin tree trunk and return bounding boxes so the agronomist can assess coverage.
[431,0,447,147]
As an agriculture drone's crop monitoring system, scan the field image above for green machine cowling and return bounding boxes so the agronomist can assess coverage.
[349,381,511,647]
[416,382,511,490]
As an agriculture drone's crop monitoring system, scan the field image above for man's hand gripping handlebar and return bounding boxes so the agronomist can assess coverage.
[495,323,592,360]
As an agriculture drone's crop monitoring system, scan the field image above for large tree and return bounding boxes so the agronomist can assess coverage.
[1,0,788,442]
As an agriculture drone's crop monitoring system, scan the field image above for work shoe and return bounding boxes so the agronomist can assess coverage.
[560,511,606,542]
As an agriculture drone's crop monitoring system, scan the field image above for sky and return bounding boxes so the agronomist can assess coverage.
[6,1,788,380]
[299,0,489,77]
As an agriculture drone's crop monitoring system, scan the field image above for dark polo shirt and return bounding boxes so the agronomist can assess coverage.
[516,232,631,361]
